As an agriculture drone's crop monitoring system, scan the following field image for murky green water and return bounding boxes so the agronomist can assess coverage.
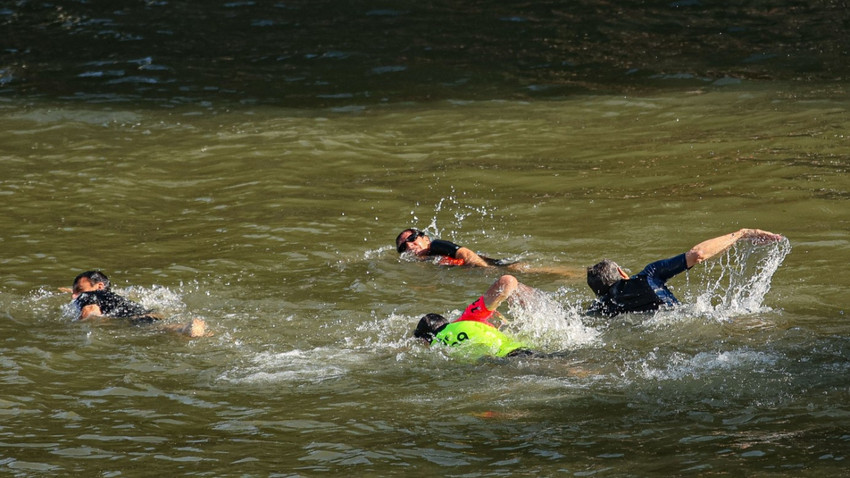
[2,86,848,476]
[2,1,850,475]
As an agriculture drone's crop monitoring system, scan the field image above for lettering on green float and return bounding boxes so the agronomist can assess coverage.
[432,321,526,358]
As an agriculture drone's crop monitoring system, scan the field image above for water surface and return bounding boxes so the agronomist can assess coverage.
[2,1,850,476]
[2,87,849,476]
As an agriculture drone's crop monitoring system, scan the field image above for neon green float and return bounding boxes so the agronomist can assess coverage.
[432,321,527,358]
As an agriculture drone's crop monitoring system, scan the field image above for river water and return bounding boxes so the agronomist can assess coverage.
[2,1,850,477]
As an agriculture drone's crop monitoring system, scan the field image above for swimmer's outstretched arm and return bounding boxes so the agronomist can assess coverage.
[686,228,784,268]
[456,247,491,267]
[505,263,586,280]
[481,275,540,311]
[481,275,519,311]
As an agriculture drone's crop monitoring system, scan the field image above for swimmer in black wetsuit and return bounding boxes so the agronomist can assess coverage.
[395,228,584,278]
[395,228,514,267]
[66,270,207,337]
[586,228,784,317]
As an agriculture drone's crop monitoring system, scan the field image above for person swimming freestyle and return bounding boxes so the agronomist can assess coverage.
[413,274,538,358]
[395,228,514,267]
[585,228,784,317]
[66,270,208,338]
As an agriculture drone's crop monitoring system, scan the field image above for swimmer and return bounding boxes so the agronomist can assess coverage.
[413,275,541,358]
[586,228,785,317]
[395,228,584,278]
[395,228,511,267]
[63,270,208,338]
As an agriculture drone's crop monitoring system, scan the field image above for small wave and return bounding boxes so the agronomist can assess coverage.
[8,108,143,126]
[218,347,369,384]
[77,70,125,78]
[371,66,406,75]
[637,348,779,382]
[105,76,161,85]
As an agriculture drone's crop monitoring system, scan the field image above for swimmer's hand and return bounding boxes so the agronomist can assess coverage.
[58,287,72,293]
[741,229,784,244]
[492,259,519,267]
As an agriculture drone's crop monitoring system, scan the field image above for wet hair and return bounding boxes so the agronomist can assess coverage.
[73,270,110,290]
[413,313,449,342]
[395,228,424,253]
[586,259,622,296]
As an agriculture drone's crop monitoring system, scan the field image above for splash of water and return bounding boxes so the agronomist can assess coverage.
[123,284,189,315]
[687,238,791,318]
[503,286,599,353]
[413,193,499,239]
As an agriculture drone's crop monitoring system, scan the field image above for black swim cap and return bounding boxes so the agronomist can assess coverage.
[414,313,448,341]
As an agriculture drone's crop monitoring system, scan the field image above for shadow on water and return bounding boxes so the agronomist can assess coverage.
[3,0,849,107]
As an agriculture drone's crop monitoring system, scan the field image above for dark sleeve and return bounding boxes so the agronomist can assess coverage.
[73,292,99,310]
[107,295,151,318]
[637,253,689,284]
[428,239,461,258]
[585,299,609,317]
[96,290,151,317]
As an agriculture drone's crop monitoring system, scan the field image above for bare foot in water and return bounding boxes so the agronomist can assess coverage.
[164,318,209,338]
[182,318,208,338]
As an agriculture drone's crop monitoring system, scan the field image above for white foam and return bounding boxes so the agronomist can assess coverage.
[636,348,778,381]
[502,286,600,352]
[219,348,365,384]
[687,238,791,319]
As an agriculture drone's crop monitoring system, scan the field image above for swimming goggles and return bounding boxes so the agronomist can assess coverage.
[397,230,425,253]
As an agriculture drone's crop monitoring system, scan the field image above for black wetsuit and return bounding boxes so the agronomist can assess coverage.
[73,290,160,324]
[588,253,690,317]
[427,239,514,266]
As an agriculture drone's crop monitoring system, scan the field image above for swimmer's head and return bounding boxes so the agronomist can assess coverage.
[586,259,623,296]
[72,270,110,298]
[396,228,429,254]
[413,313,449,343]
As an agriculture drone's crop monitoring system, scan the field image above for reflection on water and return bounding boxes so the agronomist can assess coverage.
[1,84,849,475]
[3,0,849,108]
